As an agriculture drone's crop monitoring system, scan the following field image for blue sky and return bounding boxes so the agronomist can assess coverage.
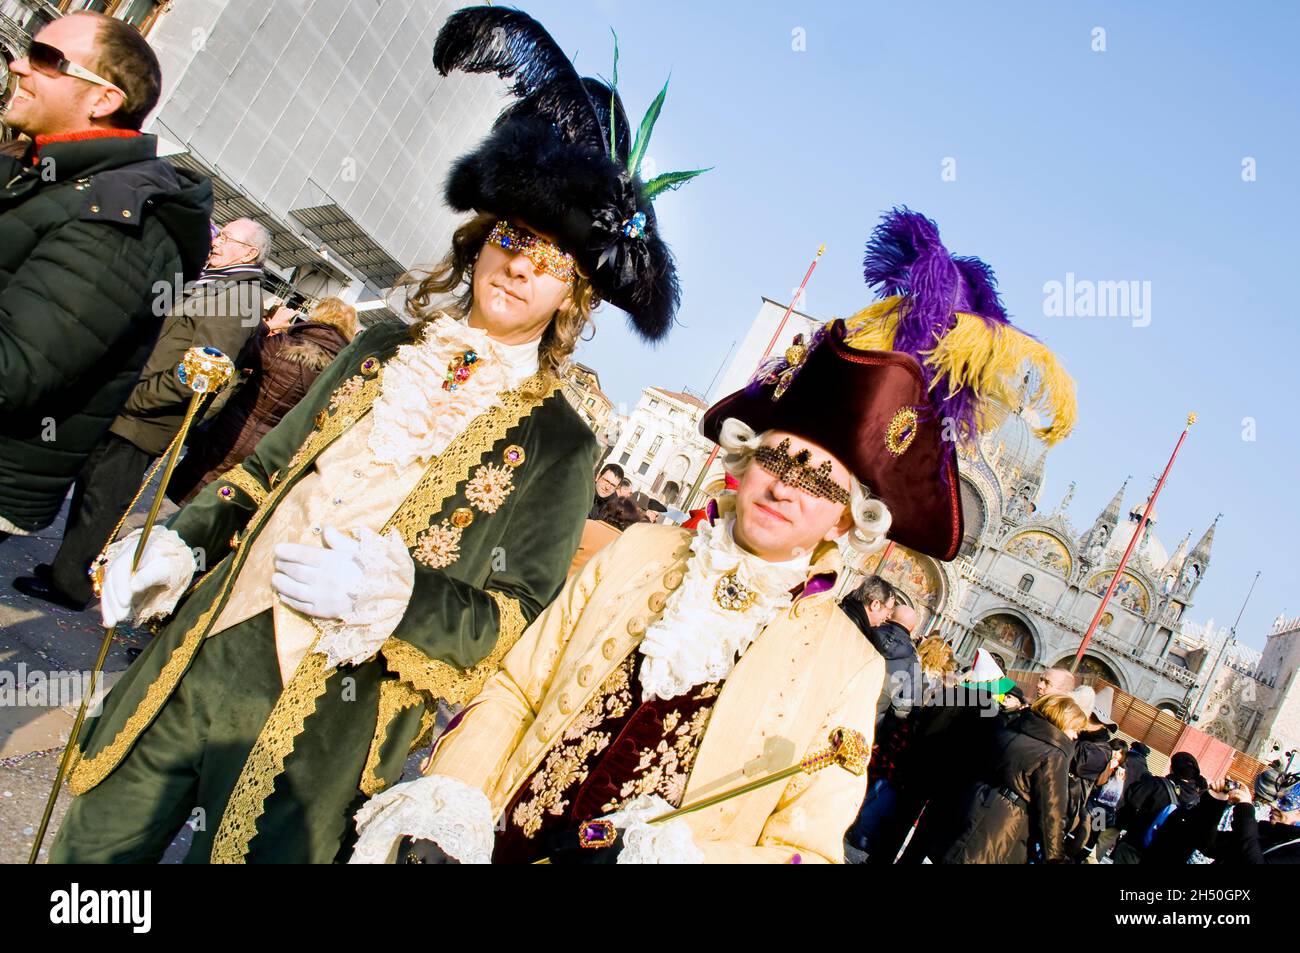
[519,0,1298,651]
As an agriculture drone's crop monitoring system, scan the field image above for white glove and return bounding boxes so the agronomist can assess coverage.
[272,525,364,620]
[100,527,196,628]
[350,774,495,865]
[273,526,415,669]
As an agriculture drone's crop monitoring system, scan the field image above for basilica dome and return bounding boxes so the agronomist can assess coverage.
[1105,505,1169,571]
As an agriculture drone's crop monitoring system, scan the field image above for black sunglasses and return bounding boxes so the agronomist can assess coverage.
[24,40,127,100]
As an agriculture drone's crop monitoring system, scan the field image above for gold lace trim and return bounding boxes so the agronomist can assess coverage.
[388,373,557,548]
[209,374,554,861]
[380,588,526,706]
[210,652,332,864]
[360,679,426,797]
[65,363,385,795]
[68,597,222,795]
[218,466,268,506]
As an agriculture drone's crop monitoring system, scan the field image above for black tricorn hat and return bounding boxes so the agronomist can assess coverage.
[700,321,964,561]
[434,6,707,343]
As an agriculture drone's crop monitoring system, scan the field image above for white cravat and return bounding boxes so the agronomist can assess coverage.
[637,517,812,702]
[367,315,540,469]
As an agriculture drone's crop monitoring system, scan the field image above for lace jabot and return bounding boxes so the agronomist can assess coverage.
[637,517,811,702]
[368,314,541,469]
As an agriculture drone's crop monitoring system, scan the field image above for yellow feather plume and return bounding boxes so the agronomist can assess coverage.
[844,297,1077,446]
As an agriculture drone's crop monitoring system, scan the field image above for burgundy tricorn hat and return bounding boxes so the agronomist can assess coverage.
[700,320,964,561]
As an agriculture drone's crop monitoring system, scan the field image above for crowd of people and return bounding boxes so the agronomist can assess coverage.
[837,574,1300,865]
[3,7,1294,866]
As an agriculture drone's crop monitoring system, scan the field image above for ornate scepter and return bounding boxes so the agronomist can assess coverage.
[539,727,869,860]
[28,346,234,864]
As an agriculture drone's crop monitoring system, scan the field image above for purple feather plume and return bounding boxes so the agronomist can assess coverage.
[861,207,1011,442]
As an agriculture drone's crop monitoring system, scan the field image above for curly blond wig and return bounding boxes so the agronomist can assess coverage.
[399,213,596,378]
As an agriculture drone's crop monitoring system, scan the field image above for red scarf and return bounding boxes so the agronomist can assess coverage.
[30,128,141,164]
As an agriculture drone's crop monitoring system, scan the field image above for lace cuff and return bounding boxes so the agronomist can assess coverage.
[349,774,495,864]
[604,794,705,865]
[314,528,415,669]
[105,526,196,623]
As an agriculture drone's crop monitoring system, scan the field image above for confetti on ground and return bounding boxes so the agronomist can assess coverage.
[0,746,64,769]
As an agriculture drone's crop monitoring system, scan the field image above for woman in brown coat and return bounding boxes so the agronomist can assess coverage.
[168,297,356,504]
[934,693,1086,864]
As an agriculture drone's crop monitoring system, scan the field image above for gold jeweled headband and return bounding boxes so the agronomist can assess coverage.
[486,221,576,283]
[753,438,851,505]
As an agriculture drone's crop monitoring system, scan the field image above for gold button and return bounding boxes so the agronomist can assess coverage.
[534,718,548,736]
[229,532,241,549]
[626,617,647,637]
[89,204,100,213]
[121,209,132,218]
[577,665,593,687]
[315,411,327,429]
[450,507,474,529]
[601,638,618,659]
[558,693,573,714]
[663,569,684,590]
[648,591,667,613]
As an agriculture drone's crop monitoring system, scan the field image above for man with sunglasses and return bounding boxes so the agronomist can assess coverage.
[14,218,268,612]
[0,12,213,543]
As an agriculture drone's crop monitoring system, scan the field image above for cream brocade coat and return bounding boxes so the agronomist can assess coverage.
[425,522,886,863]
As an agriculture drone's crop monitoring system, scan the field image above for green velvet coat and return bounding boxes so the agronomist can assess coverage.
[63,321,597,862]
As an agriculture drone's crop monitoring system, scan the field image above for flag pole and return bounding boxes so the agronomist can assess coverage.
[1071,413,1196,674]
[682,244,825,510]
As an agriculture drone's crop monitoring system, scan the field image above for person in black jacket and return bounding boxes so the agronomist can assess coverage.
[1112,751,1202,863]
[0,12,212,542]
[840,575,898,860]
[1223,784,1300,863]
[14,219,268,610]
[933,691,1087,863]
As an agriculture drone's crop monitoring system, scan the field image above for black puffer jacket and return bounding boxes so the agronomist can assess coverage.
[842,602,919,728]
[0,133,212,531]
[938,709,1075,863]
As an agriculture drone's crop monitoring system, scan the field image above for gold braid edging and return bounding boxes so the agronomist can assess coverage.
[381,589,528,706]
[388,372,557,547]
[218,466,269,506]
[359,680,427,797]
[64,366,385,796]
[209,653,332,864]
[68,598,222,795]
[209,374,554,861]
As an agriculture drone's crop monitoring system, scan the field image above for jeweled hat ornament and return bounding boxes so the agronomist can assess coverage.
[434,6,710,343]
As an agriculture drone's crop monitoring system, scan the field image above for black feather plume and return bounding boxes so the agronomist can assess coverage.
[433,6,609,156]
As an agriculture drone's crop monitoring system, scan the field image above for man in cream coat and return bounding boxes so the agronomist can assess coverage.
[352,319,971,864]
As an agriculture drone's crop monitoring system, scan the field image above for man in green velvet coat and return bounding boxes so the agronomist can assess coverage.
[48,5,703,863]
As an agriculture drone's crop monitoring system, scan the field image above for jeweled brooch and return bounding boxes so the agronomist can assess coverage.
[713,570,758,612]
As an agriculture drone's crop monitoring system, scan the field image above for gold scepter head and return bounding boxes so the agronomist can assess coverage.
[88,346,234,596]
[177,345,236,395]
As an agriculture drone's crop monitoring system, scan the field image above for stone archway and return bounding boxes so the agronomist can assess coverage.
[971,610,1039,671]
[1053,652,1125,691]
